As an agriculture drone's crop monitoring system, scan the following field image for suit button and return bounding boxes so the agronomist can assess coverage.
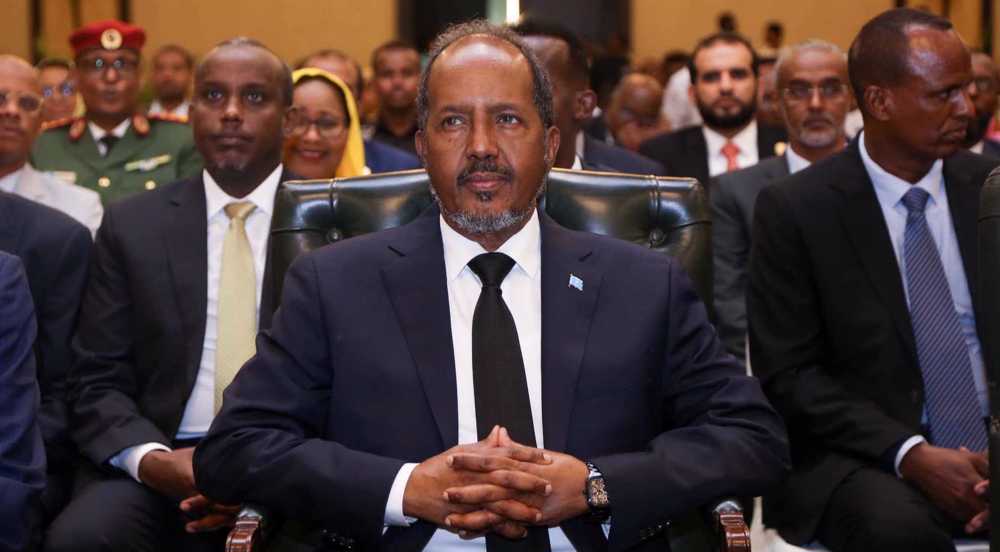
[98,176,111,188]
[144,180,156,190]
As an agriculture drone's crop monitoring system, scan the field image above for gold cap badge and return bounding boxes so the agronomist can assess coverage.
[100,28,123,50]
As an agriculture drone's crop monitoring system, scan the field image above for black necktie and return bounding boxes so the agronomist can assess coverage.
[468,252,550,552]
[99,135,118,156]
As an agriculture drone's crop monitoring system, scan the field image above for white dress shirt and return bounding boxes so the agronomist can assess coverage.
[858,132,986,474]
[383,211,579,550]
[148,99,191,118]
[108,164,283,482]
[0,167,25,194]
[89,119,131,156]
[1,163,104,236]
[703,121,759,177]
[784,144,812,174]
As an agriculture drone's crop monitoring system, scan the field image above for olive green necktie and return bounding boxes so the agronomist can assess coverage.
[215,201,257,411]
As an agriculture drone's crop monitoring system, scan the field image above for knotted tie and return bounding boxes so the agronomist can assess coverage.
[99,135,118,157]
[721,141,741,172]
[902,187,986,451]
[468,252,550,552]
[215,201,258,412]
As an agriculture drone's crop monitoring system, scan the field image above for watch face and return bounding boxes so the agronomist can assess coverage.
[588,477,610,509]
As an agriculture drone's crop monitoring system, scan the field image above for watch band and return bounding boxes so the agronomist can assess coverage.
[584,461,611,523]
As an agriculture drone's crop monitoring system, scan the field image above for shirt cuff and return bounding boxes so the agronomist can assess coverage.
[108,442,172,483]
[894,435,926,477]
[384,462,419,526]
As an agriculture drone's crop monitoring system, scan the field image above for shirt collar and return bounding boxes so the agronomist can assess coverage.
[571,155,583,170]
[703,120,757,156]
[970,140,984,155]
[575,130,586,162]
[88,118,131,141]
[785,144,812,174]
[0,165,26,194]
[440,209,541,282]
[859,131,945,210]
[203,164,284,221]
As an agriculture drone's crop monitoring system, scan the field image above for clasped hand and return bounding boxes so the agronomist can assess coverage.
[900,443,990,534]
[138,447,241,533]
[402,426,589,540]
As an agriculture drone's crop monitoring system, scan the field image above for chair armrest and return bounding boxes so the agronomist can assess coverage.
[226,505,271,552]
[711,499,751,552]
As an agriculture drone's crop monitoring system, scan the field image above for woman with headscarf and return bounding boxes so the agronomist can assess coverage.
[284,68,368,178]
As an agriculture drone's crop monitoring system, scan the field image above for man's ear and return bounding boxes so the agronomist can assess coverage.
[414,129,428,167]
[574,89,598,121]
[544,125,561,169]
[281,106,298,138]
[864,85,892,122]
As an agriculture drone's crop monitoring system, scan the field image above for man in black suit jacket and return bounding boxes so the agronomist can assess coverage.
[512,19,665,176]
[43,38,299,552]
[195,21,788,552]
[967,52,1000,160]
[712,40,851,358]
[0,192,90,524]
[639,32,786,187]
[749,9,1000,551]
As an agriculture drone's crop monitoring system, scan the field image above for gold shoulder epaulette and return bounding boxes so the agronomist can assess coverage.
[147,111,189,125]
[40,116,76,131]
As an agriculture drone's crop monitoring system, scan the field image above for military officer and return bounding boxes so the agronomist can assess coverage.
[31,20,201,205]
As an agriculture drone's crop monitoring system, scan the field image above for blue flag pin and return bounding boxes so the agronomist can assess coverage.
[568,274,584,291]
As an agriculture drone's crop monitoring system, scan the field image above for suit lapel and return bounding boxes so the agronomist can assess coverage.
[380,210,458,448]
[540,214,603,453]
[165,176,209,385]
[0,193,25,254]
[943,157,980,308]
[830,145,917,362]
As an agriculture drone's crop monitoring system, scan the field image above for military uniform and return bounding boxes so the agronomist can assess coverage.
[32,112,202,205]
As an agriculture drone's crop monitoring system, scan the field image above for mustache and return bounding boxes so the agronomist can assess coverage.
[457,159,514,185]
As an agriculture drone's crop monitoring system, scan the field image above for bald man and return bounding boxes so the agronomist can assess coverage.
[967,52,1000,158]
[606,73,671,151]
[0,55,101,233]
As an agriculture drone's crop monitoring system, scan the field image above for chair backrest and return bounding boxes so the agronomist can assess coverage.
[981,169,1000,548]
[267,168,710,307]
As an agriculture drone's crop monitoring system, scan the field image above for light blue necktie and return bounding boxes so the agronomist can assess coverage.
[902,187,986,451]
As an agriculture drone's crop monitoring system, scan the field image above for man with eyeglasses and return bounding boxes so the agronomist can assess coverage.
[711,40,851,359]
[37,58,78,124]
[965,52,1000,158]
[31,20,201,205]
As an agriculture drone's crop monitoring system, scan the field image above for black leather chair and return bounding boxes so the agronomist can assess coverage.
[982,168,1000,551]
[228,168,743,552]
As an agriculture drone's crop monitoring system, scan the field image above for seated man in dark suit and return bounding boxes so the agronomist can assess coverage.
[749,9,1000,551]
[195,20,788,552]
[639,32,786,185]
[604,73,671,152]
[511,19,666,175]
[43,38,299,552]
[966,52,1000,158]
[0,251,46,552]
[712,40,851,359]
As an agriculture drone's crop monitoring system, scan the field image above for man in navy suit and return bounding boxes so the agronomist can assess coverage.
[195,21,788,552]
[0,251,46,552]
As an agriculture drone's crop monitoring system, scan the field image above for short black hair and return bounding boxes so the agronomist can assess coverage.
[766,21,784,36]
[509,17,589,85]
[154,44,195,70]
[371,40,419,74]
[36,57,73,71]
[848,7,953,115]
[416,20,554,132]
[718,12,738,33]
[297,48,364,96]
[201,37,293,107]
[688,32,759,83]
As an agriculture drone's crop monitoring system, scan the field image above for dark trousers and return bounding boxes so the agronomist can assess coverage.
[42,463,226,552]
[815,467,961,552]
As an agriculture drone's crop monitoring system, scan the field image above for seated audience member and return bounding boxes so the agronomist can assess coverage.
[43,37,299,552]
[0,251,46,552]
[31,20,202,205]
[755,59,783,128]
[640,32,786,186]
[512,19,666,174]
[284,68,368,179]
[194,20,789,552]
[299,48,421,173]
[370,40,421,155]
[749,9,1000,551]
[656,50,689,86]
[0,55,102,234]
[147,44,194,119]
[966,52,1000,158]
[36,59,77,124]
[605,73,671,152]
[712,40,851,359]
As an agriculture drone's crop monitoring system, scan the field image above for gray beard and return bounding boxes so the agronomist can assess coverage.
[432,185,543,235]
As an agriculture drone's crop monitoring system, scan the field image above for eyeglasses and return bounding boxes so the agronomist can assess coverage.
[973,77,996,94]
[78,57,139,76]
[288,113,347,139]
[41,83,75,99]
[782,82,848,102]
[0,90,42,113]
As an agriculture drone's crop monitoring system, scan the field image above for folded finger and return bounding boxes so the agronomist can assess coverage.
[446,510,505,533]
[965,510,989,534]
[449,453,519,473]
[486,469,551,494]
[185,513,236,533]
[502,445,553,465]
[445,484,520,504]
[492,520,530,540]
[484,499,543,524]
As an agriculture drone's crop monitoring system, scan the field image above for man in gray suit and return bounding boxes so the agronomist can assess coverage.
[0,55,102,235]
[712,40,852,358]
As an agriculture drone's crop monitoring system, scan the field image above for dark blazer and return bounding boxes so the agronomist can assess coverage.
[0,251,46,552]
[710,155,789,358]
[747,142,1000,544]
[364,138,422,174]
[581,134,666,175]
[639,124,787,186]
[69,169,295,466]
[0,191,91,473]
[195,207,789,552]
[982,138,1000,159]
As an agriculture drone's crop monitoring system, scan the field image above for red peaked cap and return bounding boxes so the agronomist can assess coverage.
[69,20,146,57]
